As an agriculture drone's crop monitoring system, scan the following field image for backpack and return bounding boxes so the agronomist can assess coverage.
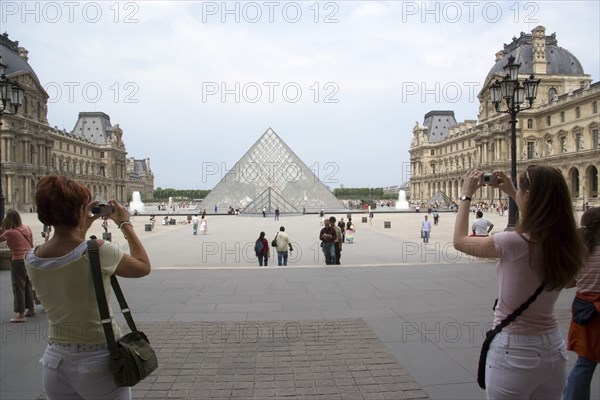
[254,239,264,255]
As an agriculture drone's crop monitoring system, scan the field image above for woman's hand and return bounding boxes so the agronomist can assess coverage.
[82,201,102,233]
[461,170,484,197]
[108,200,131,226]
[492,171,517,199]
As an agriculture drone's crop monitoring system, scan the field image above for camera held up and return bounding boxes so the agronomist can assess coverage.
[92,204,114,217]
[480,173,500,186]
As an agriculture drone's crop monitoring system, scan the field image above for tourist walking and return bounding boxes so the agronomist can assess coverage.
[329,216,342,264]
[563,207,600,400]
[0,209,35,323]
[453,167,585,399]
[262,207,266,218]
[191,214,199,235]
[345,218,355,243]
[338,218,346,243]
[274,207,280,221]
[421,215,432,244]
[42,224,52,242]
[273,226,291,266]
[254,231,270,266]
[319,219,337,265]
[432,209,439,225]
[320,209,325,225]
[25,175,152,400]
[199,215,207,235]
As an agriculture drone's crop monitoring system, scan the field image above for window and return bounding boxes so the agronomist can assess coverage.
[430,149,434,156]
[37,101,41,118]
[560,111,565,123]
[547,115,551,126]
[527,141,535,159]
[576,107,581,118]
[527,119,533,129]
[593,101,598,114]
[100,151,105,158]
[23,96,28,115]
[593,129,599,148]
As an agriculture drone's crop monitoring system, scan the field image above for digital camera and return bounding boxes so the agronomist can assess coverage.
[92,204,114,217]
[480,173,499,186]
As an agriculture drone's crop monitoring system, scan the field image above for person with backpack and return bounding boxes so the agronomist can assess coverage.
[254,231,270,266]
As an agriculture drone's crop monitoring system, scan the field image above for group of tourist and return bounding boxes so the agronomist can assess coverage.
[253,226,291,266]
[0,168,598,399]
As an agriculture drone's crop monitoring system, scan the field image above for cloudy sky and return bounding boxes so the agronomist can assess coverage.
[3,1,599,190]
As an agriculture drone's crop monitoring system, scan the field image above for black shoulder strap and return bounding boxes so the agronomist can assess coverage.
[477,281,545,389]
[87,240,138,355]
[488,281,546,337]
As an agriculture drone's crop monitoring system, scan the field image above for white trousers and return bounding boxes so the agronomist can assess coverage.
[485,329,568,400]
[40,343,131,400]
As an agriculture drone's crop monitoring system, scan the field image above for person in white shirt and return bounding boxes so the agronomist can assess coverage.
[421,215,432,244]
[472,211,494,236]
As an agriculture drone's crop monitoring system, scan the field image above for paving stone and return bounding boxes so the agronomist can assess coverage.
[116,319,429,399]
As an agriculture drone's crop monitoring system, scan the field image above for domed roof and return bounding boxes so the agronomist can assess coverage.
[0,33,42,85]
[484,28,585,85]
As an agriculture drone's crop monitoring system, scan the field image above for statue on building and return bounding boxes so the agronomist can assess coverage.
[545,139,553,156]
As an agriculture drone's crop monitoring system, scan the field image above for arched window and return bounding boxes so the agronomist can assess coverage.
[548,88,558,102]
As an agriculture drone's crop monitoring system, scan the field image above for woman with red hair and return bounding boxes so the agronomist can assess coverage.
[25,175,151,400]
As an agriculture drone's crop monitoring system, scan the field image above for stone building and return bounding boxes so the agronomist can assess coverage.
[409,26,599,209]
[0,33,154,215]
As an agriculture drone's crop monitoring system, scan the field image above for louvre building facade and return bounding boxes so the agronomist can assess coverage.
[409,26,599,209]
[0,33,154,214]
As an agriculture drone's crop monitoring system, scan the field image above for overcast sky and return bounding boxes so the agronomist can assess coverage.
[3,1,599,190]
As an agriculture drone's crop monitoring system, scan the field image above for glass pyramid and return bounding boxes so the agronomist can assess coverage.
[426,190,454,209]
[201,128,346,213]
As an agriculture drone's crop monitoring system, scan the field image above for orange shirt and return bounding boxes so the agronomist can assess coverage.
[0,225,33,260]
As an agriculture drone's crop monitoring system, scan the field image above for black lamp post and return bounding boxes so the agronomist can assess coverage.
[0,56,25,225]
[489,55,540,229]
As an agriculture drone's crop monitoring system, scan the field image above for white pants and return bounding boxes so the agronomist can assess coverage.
[40,343,131,400]
[485,329,568,399]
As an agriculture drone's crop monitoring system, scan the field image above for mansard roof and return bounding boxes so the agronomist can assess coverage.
[485,28,585,85]
[0,33,42,84]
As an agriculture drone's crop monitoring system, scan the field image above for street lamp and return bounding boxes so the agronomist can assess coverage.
[0,56,25,225]
[489,55,540,229]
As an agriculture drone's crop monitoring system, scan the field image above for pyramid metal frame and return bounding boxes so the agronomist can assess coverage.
[201,128,346,213]
[426,190,454,209]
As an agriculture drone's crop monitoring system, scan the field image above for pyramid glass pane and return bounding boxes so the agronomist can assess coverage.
[201,128,346,213]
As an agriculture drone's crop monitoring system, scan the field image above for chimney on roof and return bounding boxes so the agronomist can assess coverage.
[18,47,29,62]
[531,25,547,75]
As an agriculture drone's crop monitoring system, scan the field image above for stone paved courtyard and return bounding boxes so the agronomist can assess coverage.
[133,319,427,399]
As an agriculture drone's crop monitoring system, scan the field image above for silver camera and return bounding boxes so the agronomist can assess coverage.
[480,173,499,186]
[92,204,114,217]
